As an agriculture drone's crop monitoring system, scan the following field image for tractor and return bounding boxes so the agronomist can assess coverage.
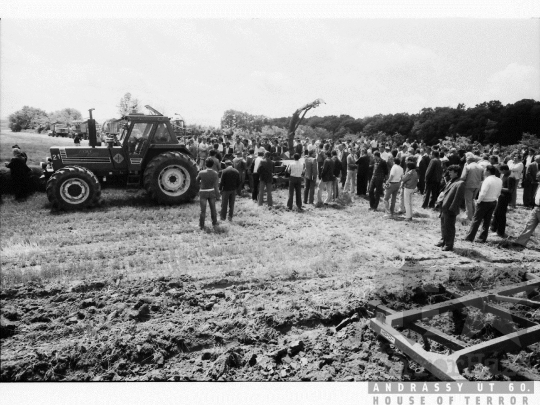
[41,106,199,210]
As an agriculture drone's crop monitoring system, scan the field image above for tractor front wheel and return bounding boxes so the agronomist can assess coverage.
[46,166,101,210]
[143,152,198,204]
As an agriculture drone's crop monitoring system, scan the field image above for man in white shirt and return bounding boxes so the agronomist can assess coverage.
[508,153,524,208]
[383,157,404,218]
[286,153,304,211]
[464,165,502,243]
[251,151,264,202]
[380,146,391,162]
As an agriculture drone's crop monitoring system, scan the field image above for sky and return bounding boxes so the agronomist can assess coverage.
[1,14,539,128]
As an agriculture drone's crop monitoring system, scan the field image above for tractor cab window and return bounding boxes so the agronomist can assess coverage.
[129,123,153,155]
[153,123,171,143]
[118,123,129,144]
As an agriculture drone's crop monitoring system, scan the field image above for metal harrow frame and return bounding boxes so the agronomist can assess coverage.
[368,273,540,381]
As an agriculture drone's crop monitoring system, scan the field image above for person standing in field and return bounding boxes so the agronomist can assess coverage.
[368,151,388,211]
[343,147,358,199]
[257,151,274,207]
[234,138,244,157]
[232,152,247,196]
[188,138,198,161]
[523,156,539,208]
[303,149,318,205]
[219,160,241,221]
[252,151,264,202]
[401,161,419,220]
[331,150,342,201]
[356,149,370,197]
[198,138,209,170]
[417,148,430,195]
[12,145,28,163]
[339,143,349,189]
[460,152,484,221]
[286,153,304,211]
[317,151,335,205]
[208,150,221,174]
[436,165,465,251]
[464,165,502,243]
[508,153,524,208]
[422,150,443,209]
[490,164,516,238]
[383,157,404,218]
[196,158,220,230]
[5,148,32,200]
[245,149,255,193]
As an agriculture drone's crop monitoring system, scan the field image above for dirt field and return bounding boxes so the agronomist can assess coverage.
[1,130,540,381]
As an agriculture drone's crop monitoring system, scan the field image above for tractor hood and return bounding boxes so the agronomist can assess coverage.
[50,146,113,171]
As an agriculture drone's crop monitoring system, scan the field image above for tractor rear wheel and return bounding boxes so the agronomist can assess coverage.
[46,166,101,210]
[143,152,198,204]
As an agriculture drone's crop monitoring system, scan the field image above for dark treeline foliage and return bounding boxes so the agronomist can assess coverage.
[220,99,539,145]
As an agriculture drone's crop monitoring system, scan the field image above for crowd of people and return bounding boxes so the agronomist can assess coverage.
[191,134,540,251]
[3,135,539,251]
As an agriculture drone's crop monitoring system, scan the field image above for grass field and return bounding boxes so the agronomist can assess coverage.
[1,129,540,381]
[1,128,539,286]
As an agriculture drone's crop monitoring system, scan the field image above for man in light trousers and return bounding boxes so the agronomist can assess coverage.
[460,152,484,220]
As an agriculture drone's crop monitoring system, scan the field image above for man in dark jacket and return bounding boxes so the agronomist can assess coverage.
[331,150,342,201]
[339,144,349,188]
[523,155,539,208]
[447,148,461,167]
[232,152,247,196]
[6,148,32,200]
[417,148,430,194]
[356,149,370,196]
[435,165,465,251]
[219,161,241,221]
[257,151,274,207]
[422,151,443,209]
[368,151,388,211]
[12,145,28,162]
[490,164,516,237]
[196,158,220,229]
[245,149,255,193]
[317,151,335,205]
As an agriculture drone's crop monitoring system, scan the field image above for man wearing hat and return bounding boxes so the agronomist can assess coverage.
[219,160,241,221]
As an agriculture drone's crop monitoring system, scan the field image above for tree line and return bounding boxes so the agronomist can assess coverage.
[221,99,540,146]
[7,93,140,133]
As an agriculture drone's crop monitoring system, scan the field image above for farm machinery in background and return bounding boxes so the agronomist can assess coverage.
[71,119,100,141]
[47,122,71,137]
[41,106,199,210]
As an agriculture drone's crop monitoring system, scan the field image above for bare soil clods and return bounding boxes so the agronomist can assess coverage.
[2,266,540,382]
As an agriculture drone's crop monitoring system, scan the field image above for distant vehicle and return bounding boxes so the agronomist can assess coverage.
[48,122,70,137]
[71,120,89,140]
